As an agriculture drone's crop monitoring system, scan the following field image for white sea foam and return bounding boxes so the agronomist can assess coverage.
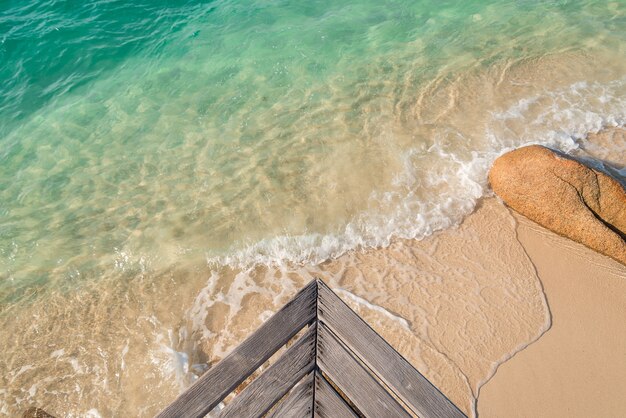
[334,288,411,331]
[207,78,626,271]
[2,1,625,414]
[11,365,35,382]
[152,331,193,392]
[187,265,304,359]
[50,349,65,359]
[83,409,103,418]
[165,77,626,406]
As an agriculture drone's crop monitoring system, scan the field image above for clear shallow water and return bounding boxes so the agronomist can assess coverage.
[0,0,625,416]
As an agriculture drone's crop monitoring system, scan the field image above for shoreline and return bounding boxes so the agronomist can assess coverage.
[477,209,626,417]
[1,0,625,414]
[317,194,625,417]
[3,196,624,417]
[313,197,550,416]
[3,130,624,416]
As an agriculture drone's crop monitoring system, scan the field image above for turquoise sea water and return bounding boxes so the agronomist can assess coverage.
[1,0,625,416]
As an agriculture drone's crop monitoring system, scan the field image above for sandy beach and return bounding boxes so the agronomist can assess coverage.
[317,195,625,418]
[311,198,548,416]
[1,1,625,416]
[478,212,626,417]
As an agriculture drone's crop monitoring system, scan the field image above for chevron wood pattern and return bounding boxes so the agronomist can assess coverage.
[156,279,466,418]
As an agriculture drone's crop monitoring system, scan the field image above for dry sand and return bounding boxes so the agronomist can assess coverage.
[193,197,626,418]
[4,196,623,417]
[478,212,626,418]
[316,195,626,417]
[311,198,551,416]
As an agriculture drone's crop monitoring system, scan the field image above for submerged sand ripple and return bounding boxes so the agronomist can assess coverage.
[0,201,552,417]
[316,199,550,415]
[3,48,625,416]
[191,200,550,417]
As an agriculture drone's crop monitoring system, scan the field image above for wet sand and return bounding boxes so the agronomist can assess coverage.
[2,43,626,416]
[317,195,626,417]
[312,198,550,416]
[3,195,623,417]
[191,197,554,417]
[478,212,626,418]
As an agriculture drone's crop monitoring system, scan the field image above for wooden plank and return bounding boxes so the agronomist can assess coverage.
[266,372,314,418]
[314,371,359,418]
[317,280,466,418]
[156,280,317,418]
[218,324,317,418]
[317,322,411,418]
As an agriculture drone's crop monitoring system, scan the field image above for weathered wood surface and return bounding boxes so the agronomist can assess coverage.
[266,372,314,418]
[318,280,465,418]
[317,322,410,418]
[22,408,56,418]
[314,371,359,418]
[156,281,317,418]
[156,279,466,418]
[218,324,317,418]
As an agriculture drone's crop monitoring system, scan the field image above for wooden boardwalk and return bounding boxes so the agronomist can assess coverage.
[156,279,466,418]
